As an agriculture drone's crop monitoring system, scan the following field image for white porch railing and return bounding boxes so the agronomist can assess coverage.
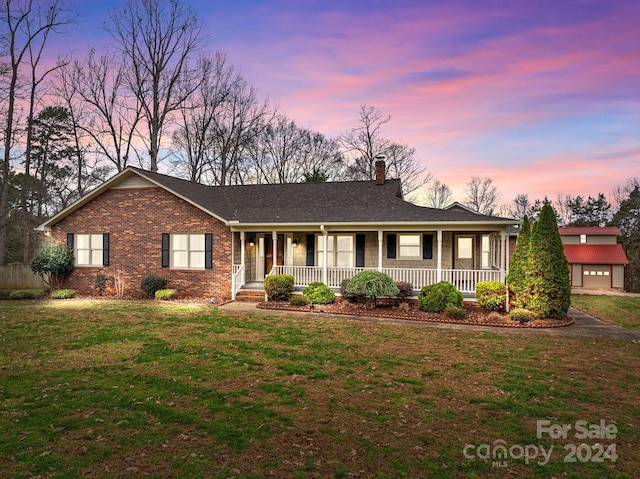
[381,267,439,289]
[232,264,245,300]
[441,269,501,293]
[254,265,502,295]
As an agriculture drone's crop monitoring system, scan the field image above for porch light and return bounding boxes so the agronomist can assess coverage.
[293,237,299,247]
[248,234,255,247]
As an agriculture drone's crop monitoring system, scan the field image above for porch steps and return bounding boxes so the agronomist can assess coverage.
[235,289,266,302]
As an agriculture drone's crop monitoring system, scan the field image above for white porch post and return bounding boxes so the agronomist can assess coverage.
[322,227,328,285]
[500,231,507,282]
[437,230,443,282]
[240,231,246,269]
[272,230,278,273]
[378,230,383,272]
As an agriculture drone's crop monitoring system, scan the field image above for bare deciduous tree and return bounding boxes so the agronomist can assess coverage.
[423,179,452,208]
[463,176,501,215]
[339,105,429,197]
[60,50,142,172]
[107,0,205,172]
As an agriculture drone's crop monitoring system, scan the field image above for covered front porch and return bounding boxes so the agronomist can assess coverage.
[231,228,511,299]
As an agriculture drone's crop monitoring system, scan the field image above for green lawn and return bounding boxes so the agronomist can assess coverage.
[571,295,640,328]
[1,299,639,478]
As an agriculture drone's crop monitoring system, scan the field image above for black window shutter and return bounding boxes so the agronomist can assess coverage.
[423,234,433,260]
[205,233,213,269]
[103,233,110,266]
[66,233,74,249]
[306,234,315,266]
[387,233,397,259]
[356,234,365,268]
[161,233,169,268]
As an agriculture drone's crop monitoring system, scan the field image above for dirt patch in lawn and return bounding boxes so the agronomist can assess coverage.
[257,299,574,328]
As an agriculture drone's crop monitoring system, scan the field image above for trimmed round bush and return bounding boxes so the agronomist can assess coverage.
[475,281,507,312]
[303,282,336,304]
[509,308,535,323]
[51,289,76,299]
[344,271,400,308]
[289,294,310,306]
[444,303,466,320]
[418,281,463,313]
[155,289,178,300]
[141,274,168,296]
[263,274,294,301]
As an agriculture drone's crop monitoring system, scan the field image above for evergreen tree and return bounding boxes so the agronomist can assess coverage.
[506,215,531,308]
[526,203,571,319]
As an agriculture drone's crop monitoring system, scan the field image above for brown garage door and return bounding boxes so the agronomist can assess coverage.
[583,265,611,289]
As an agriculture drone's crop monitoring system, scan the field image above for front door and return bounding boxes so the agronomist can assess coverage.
[264,234,284,276]
[455,235,475,270]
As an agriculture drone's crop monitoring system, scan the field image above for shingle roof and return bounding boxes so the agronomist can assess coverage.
[132,168,515,225]
[563,244,629,265]
[559,227,621,236]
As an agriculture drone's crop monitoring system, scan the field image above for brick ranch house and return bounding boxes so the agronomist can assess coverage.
[37,161,519,301]
[559,227,628,290]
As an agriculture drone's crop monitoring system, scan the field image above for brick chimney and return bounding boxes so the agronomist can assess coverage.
[375,158,386,185]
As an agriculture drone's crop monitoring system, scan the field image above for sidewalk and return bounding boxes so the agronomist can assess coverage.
[219,302,640,341]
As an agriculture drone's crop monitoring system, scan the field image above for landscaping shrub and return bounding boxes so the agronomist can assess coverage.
[155,289,178,300]
[94,274,115,294]
[0,289,11,300]
[509,308,535,323]
[340,278,365,303]
[475,281,507,312]
[444,303,466,320]
[263,274,294,301]
[9,290,38,300]
[30,240,74,290]
[140,274,168,297]
[289,294,310,306]
[344,271,400,308]
[487,311,503,322]
[418,281,463,313]
[303,282,335,304]
[396,282,413,303]
[51,289,76,299]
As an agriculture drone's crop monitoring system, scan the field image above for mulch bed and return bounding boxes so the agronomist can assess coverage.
[257,299,575,328]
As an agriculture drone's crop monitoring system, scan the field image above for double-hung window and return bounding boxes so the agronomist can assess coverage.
[75,233,106,266]
[398,234,421,259]
[317,235,354,268]
[171,233,205,269]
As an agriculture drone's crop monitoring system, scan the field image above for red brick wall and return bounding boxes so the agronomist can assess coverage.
[50,187,232,300]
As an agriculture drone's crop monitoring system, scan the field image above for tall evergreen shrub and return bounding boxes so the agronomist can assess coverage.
[525,204,571,319]
[506,215,531,308]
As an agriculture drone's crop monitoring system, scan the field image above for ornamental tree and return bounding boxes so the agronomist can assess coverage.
[30,240,74,290]
[506,215,532,308]
[525,203,571,319]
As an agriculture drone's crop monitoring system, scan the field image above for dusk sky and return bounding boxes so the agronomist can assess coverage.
[59,0,639,205]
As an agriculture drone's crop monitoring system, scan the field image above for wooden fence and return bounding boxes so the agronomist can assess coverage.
[0,264,47,289]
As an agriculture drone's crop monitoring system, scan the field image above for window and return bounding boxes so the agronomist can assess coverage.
[580,234,587,244]
[481,235,491,269]
[317,235,354,267]
[76,233,104,266]
[457,237,473,259]
[171,233,205,269]
[398,234,421,259]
